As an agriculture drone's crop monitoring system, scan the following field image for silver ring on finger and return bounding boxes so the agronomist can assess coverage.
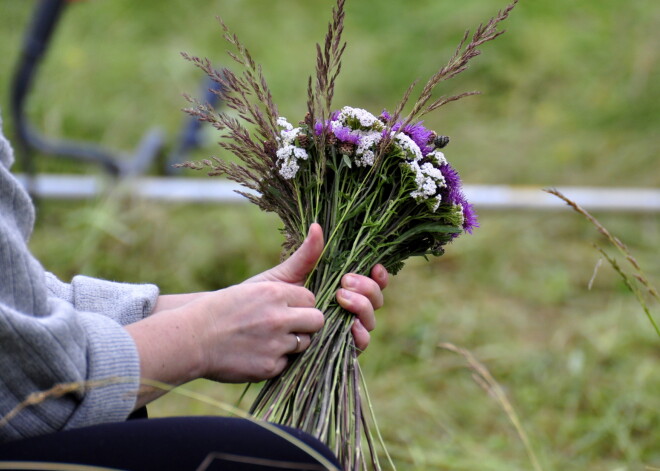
[293,334,302,353]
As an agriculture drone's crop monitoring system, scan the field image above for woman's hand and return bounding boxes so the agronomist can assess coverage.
[179,281,324,383]
[153,224,388,351]
[126,278,323,406]
[127,223,388,407]
[337,265,388,352]
[246,223,389,351]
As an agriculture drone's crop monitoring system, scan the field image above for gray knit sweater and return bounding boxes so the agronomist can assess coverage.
[0,118,159,443]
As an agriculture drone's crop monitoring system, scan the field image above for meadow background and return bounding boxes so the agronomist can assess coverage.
[1,0,659,469]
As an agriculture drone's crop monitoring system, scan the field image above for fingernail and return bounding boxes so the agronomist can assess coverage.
[343,274,357,289]
[339,288,353,300]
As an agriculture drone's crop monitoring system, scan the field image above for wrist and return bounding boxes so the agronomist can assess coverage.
[153,292,210,314]
[125,307,206,404]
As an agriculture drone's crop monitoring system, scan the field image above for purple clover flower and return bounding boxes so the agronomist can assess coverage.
[379,110,403,134]
[315,111,362,145]
[314,120,330,135]
[379,110,393,123]
[334,126,361,145]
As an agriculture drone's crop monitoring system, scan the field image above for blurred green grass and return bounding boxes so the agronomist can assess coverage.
[2,1,659,469]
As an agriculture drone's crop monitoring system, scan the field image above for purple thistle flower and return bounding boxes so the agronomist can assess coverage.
[439,163,463,204]
[461,201,479,234]
[379,110,434,155]
[439,163,478,234]
[403,122,434,156]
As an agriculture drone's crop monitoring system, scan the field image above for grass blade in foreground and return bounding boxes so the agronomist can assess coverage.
[440,343,545,471]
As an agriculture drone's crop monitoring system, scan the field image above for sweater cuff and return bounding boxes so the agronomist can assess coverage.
[64,311,141,431]
[45,273,159,326]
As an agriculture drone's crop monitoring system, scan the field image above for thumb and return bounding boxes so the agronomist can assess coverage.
[262,223,324,285]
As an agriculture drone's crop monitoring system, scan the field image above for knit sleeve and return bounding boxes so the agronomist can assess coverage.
[0,299,141,442]
[0,118,141,442]
[45,273,159,326]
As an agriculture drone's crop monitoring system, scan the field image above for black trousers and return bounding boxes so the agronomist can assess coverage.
[0,416,342,470]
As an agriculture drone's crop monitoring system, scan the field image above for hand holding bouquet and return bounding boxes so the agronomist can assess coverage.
[181,1,516,468]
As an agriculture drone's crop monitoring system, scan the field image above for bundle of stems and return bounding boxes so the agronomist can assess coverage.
[180,1,517,468]
[249,123,468,468]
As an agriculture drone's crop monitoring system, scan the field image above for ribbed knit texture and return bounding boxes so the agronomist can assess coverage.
[0,117,159,442]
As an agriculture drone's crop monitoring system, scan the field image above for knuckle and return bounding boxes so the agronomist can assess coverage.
[364,279,382,301]
[262,336,280,353]
[263,282,285,299]
[261,358,285,379]
[354,293,372,314]
[262,312,286,332]
[300,288,316,306]
[311,309,325,328]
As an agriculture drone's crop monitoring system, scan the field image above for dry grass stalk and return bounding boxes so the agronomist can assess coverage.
[313,0,347,119]
[0,378,125,430]
[439,342,545,471]
[378,0,518,162]
[397,0,519,127]
[544,188,660,337]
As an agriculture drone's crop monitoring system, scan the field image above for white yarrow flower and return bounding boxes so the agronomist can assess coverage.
[420,162,444,183]
[354,130,382,167]
[407,159,447,210]
[276,145,295,160]
[280,127,302,146]
[427,150,447,166]
[276,116,294,131]
[276,144,308,179]
[293,147,309,160]
[394,133,423,161]
[336,106,381,129]
[356,150,376,167]
[278,158,300,180]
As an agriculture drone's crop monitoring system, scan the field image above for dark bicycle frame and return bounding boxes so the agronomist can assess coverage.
[10,0,221,177]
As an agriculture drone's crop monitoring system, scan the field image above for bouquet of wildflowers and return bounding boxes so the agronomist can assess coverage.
[181,0,516,468]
